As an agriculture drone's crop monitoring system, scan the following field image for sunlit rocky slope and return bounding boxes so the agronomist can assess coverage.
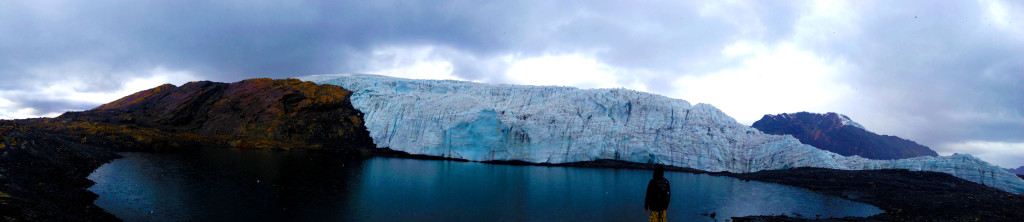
[303,74,1024,194]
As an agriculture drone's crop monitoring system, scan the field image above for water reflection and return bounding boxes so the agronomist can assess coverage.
[89,148,882,221]
[348,158,881,221]
[88,148,367,221]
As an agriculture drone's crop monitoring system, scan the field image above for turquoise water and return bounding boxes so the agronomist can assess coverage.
[88,148,882,221]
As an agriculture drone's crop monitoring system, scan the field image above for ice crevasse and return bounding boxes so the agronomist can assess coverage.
[301,74,1024,194]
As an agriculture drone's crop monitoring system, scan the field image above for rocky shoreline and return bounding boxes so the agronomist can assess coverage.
[0,122,120,221]
[725,168,1024,221]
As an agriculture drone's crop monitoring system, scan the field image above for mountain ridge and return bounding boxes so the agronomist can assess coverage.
[27,78,374,151]
[751,111,938,160]
[1007,166,1024,175]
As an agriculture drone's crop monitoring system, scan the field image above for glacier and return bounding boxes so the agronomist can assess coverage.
[301,74,1024,194]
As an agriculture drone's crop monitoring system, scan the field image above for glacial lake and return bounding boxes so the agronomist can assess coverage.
[88,148,882,221]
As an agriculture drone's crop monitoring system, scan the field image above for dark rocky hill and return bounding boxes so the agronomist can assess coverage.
[752,112,938,160]
[24,78,373,151]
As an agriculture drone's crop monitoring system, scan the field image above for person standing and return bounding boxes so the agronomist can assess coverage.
[644,165,671,222]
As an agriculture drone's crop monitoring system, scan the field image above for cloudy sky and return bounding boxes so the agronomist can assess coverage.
[1,1,1022,167]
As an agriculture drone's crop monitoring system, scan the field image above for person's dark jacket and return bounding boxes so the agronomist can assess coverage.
[644,166,671,211]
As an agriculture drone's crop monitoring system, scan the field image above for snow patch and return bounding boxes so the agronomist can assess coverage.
[839,114,866,130]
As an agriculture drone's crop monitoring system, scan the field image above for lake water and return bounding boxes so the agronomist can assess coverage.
[88,148,882,221]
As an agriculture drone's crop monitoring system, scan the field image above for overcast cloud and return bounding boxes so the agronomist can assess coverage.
[1,1,1022,167]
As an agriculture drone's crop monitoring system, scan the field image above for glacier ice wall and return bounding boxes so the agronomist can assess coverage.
[301,74,1024,194]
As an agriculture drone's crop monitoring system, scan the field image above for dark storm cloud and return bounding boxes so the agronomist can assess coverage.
[2,1,803,90]
[0,1,570,116]
[1,1,526,87]
[2,0,768,115]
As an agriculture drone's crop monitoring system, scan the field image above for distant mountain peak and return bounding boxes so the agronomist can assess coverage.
[836,113,866,130]
[753,111,938,160]
[1006,166,1024,175]
[763,112,867,132]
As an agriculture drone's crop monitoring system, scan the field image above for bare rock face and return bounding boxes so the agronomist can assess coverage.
[0,120,120,221]
[302,74,1024,194]
[752,112,938,160]
[34,78,373,151]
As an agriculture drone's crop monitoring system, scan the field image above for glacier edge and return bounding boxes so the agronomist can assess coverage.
[301,74,1024,194]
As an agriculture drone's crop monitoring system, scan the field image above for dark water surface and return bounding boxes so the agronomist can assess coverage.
[88,148,882,221]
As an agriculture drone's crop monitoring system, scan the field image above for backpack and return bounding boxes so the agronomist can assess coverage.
[652,178,671,206]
